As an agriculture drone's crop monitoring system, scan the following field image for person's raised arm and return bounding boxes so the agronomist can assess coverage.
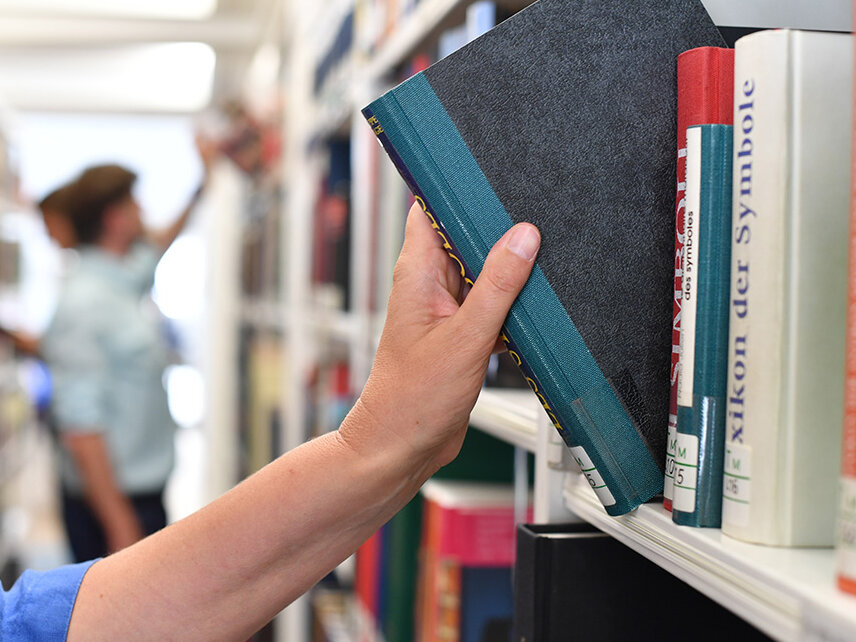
[68,202,540,641]
[146,136,219,253]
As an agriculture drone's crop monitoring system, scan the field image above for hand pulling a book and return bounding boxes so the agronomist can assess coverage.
[364,0,726,515]
[345,203,539,476]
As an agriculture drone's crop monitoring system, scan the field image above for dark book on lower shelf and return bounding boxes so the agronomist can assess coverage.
[362,0,725,516]
[380,496,422,642]
[513,523,771,641]
[460,566,512,642]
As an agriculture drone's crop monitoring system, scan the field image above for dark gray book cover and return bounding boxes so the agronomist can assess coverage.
[364,0,725,515]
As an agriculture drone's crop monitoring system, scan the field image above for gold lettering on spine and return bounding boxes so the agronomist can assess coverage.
[448,252,466,278]
[413,194,566,436]
[415,197,467,278]
[366,115,384,135]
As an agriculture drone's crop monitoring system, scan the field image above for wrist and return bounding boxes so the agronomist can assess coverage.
[338,396,436,494]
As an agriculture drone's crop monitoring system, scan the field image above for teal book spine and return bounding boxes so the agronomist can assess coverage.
[672,124,733,527]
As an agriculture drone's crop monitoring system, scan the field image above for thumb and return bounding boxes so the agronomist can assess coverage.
[454,223,540,341]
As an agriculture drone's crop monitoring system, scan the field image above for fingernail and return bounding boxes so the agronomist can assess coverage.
[506,224,540,260]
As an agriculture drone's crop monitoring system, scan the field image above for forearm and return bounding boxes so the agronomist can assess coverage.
[67,207,539,640]
[148,183,204,252]
[68,400,432,641]
[64,433,138,534]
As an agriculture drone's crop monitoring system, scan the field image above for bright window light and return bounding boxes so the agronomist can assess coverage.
[0,0,217,20]
[0,42,216,113]
[154,235,206,321]
[165,364,205,428]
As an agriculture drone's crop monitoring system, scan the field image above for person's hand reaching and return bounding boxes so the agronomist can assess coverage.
[340,201,540,479]
[66,202,539,642]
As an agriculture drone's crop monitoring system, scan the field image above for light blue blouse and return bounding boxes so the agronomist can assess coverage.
[41,243,175,495]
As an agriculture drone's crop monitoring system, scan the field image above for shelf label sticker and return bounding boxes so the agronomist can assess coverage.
[722,442,751,526]
[672,432,699,513]
[837,477,856,581]
[570,445,616,507]
[664,423,678,502]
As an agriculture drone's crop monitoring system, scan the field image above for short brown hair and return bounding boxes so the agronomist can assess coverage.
[68,164,137,245]
[38,184,71,214]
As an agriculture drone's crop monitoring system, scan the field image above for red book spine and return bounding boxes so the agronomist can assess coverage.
[665,46,734,511]
[839,7,856,595]
[355,530,383,618]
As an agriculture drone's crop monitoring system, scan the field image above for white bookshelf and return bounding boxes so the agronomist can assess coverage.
[467,391,856,642]
[240,298,287,330]
[564,472,856,642]
[270,0,856,641]
[363,0,471,81]
[470,388,539,453]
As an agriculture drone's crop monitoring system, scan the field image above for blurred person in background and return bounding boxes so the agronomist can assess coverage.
[0,183,76,356]
[39,183,77,250]
[40,155,211,562]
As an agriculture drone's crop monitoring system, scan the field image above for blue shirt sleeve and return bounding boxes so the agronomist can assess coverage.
[1,560,97,641]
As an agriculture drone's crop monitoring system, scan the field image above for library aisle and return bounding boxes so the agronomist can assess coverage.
[2,1,856,641]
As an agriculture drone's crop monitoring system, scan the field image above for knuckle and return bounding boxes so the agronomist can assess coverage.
[483,264,519,295]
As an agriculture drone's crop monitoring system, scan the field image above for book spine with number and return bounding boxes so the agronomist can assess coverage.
[672,124,733,528]
[665,46,734,511]
[722,30,852,546]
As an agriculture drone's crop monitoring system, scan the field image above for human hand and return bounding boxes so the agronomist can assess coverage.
[341,202,539,477]
[194,133,220,179]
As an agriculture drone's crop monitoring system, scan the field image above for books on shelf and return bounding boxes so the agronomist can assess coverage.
[313,139,353,311]
[672,123,733,528]
[380,497,423,642]
[722,29,853,546]
[362,0,725,515]
[839,4,856,594]
[355,528,384,624]
[840,217,856,590]
[354,430,519,641]
[416,479,520,642]
[240,189,282,299]
[665,45,734,512]
[238,331,285,477]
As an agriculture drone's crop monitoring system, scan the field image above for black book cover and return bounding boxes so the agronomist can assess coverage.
[514,523,770,641]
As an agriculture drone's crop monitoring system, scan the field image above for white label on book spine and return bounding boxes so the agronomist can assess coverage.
[664,423,677,502]
[838,477,856,581]
[672,433,699,513]
[677,126,702,407]
[570,445,616,507]
[722,442,752,526]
